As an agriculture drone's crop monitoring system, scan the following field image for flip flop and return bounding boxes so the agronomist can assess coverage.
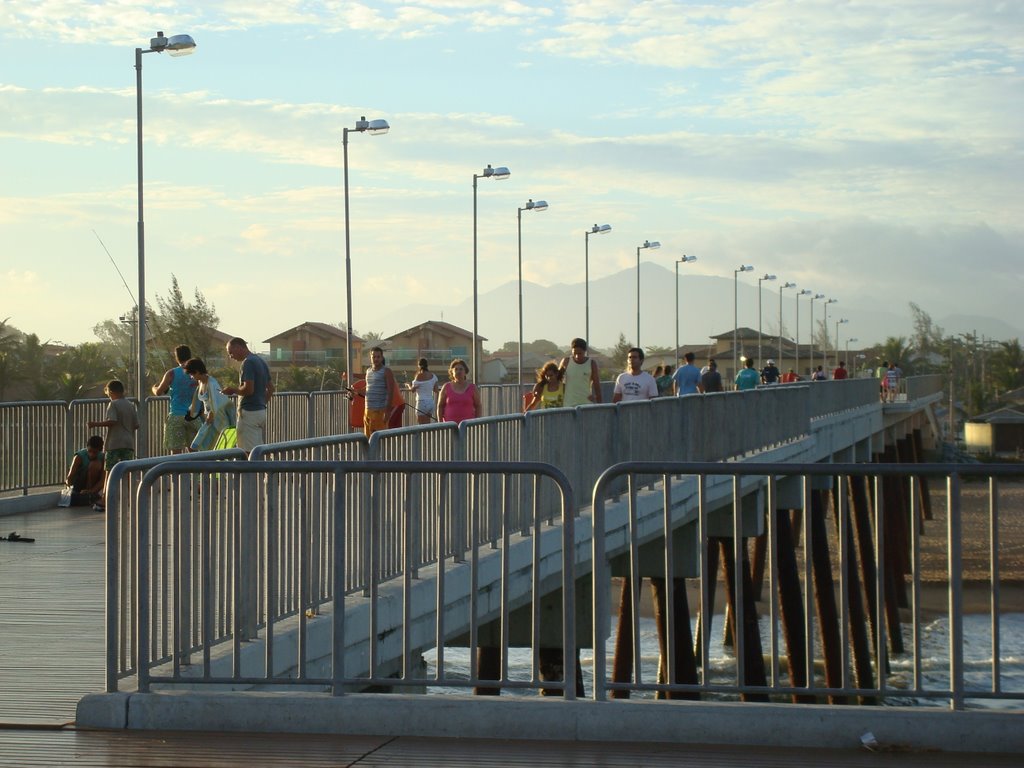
[2,532,36,543]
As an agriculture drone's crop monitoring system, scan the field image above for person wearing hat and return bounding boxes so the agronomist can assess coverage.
[760,358,781,385]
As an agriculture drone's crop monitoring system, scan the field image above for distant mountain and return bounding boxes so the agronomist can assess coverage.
[935,315,1024,343]
[360,264,1020,354]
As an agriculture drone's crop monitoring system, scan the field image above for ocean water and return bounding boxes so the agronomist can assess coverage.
[421,613,1024,709]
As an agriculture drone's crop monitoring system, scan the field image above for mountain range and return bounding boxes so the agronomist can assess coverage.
[359,263,1022,354]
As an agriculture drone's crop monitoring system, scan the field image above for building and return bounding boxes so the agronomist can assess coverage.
[964,406,1024,456]
[262,322,363,371]
[383,321,482,379]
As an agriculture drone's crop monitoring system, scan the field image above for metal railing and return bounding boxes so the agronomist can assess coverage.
[591,461,1024,709]
[1,377,928,497]
[128,460,576,699]
[105,390,819,689]
[111,457,1023,711]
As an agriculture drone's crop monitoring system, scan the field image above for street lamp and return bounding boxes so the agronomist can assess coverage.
[584,224,611,343]
[636,240,660,347]
[795,289,811,375]
[757,273,776,364]
[343,116,389,385]
[846,337,858,366]
[779,282,796,365]
[472,164,511,382]
[733,265,754,376]
[517,199,548,392]
[808,293,825,373]
[822,298,838,369]
[135,30,196,458]
[674,255,698,363]
[834,318,848,370]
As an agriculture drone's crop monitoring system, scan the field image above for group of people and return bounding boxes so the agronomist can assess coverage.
[610,350,727,402]
[67,337,274,510]
[69,335,894,507]
[350,337,605,434]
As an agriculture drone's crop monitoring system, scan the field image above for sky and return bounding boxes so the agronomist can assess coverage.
[1,1,1022,353]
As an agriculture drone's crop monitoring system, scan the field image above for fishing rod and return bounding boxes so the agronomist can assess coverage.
[341,380,438,422]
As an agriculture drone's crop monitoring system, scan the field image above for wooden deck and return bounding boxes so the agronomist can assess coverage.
[1,506,1021,766]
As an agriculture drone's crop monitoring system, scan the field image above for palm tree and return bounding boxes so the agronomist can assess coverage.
[876,336,915,375]
[991,339,1024,394]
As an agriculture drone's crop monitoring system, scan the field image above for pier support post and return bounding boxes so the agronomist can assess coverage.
[650,577,699,699]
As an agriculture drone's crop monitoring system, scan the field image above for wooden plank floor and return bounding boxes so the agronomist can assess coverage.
[0,506,105,726]
[1,506,1021,766]
[1,729,1022,768]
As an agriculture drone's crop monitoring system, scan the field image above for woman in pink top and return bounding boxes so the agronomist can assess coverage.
[437,358,481,424]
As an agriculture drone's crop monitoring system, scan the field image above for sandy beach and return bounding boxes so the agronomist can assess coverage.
[917,477,1024,614]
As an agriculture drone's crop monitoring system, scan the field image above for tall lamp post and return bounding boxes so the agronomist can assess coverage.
[472,164,511,382]
[343,116,389,385]
[779,282,796,365]
[845,337,858,367]
[136,30,196,458]
[584,224,611,343]
[635,240,660,347]
[757,273,776,364]
[733,265,754,376]
[834,318,848,369]
[674,255,697,363]
[822,298,838,369]
[808,293,825,373]
[795,289,811,375]
[517,199,548,391]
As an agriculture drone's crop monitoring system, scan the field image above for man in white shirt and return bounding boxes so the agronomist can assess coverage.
[612,347,659,402]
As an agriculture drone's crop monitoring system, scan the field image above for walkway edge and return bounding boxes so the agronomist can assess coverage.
[77,692,1024,754]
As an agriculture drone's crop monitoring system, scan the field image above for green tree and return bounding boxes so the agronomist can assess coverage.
[93,315,137,391]
[991,339,1024,394]
[0,319,23,400]
[275,366,330,392]
[525,339,564,358]
[875,336,915,375]
[605,333,633,370]
[18,333,52,400]
[909,302,944,364]
[51,343,116,402]
[152,275,221,365]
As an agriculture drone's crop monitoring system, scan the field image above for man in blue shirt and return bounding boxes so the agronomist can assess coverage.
[735,357,760,391]
[222,337,274,454]
[671,351,702,396]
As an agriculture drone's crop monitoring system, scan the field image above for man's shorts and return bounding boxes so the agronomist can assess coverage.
[236,408,268,453]
[164,414,200,451]
[364,408,388,437]
[105,448,135,471]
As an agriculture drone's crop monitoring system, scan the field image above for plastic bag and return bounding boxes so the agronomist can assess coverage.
[58,487,73,508]
[214,427,238,450]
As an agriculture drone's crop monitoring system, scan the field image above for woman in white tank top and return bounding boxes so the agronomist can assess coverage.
[406,357,439,424]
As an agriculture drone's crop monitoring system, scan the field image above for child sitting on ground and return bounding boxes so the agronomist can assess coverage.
[64,435,105,507]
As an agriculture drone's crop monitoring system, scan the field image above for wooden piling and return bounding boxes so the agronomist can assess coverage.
[809,490,847,704]
[912,428,934,521]
[650,577,699,700]
[847,473,887,668]
[538,648,585,698]
[773,508,815,703]
[832,480,876,703]
[610,576,634,699]
[718,538,769,702]
[474,646,501,695]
